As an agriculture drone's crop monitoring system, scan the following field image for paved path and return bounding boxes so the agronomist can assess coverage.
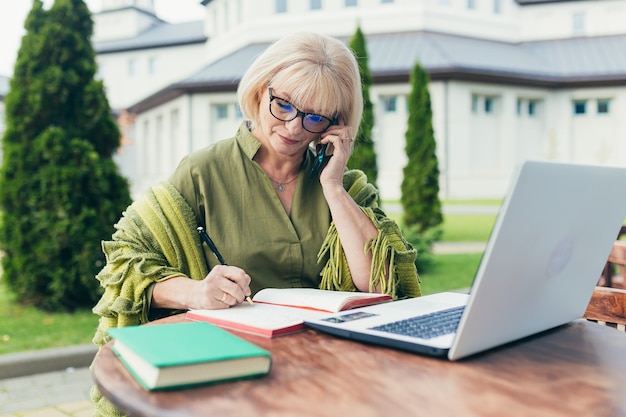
[0,368,93,416]
[0,205,493,416]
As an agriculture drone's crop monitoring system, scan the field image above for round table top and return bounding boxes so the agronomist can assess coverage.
[92,315,626,417]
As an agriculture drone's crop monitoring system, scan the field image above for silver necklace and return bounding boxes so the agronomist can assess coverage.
[268,174,298,192]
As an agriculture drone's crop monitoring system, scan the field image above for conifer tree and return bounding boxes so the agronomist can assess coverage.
[347,26,378,189]
[0,0,131,311]
[401,61,443,233]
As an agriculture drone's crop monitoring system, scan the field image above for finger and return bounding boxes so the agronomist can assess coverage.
[222,268,252,297]
[209,265,252,296]
[217,291,237,306]
[221,274,252,304]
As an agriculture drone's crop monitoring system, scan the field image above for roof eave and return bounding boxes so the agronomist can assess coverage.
[127,80,238,113]
[96,38,207,54]
[374,67,626,88]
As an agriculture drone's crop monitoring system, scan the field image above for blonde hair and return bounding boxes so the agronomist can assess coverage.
[237,32,363,131]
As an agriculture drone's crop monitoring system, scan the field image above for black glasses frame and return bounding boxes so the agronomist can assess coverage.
[268,88,337,133]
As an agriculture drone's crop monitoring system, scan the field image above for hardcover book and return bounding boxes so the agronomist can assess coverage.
[107,321,272,390]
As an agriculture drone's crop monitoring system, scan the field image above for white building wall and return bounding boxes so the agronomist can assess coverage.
[519,0,626,40]
[202,0,522,64]
[103,0,626,200]
[126,80,626,201]
[93,7,159,41]
[371,83,411,201]
[97,44,207,110]
[129,95,191,195]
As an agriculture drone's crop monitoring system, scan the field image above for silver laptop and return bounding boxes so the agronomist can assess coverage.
[305,160,626,360]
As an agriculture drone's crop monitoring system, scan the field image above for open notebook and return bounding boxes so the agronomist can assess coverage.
[305,160,626,360]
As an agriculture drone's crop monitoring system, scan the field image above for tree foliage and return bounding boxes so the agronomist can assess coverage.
[347,26,378,189]
[401,61,443,233]
[0,0,131,311]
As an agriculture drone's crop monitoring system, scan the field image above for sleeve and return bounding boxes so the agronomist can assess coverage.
[91,183,208,348]
[317,170,421,299]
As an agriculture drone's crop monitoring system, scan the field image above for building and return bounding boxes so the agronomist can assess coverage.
[93,0,626,200]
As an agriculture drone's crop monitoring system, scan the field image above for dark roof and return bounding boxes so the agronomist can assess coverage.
[128,30,626,113]
[366,31,626,85]
[94,20,207,54]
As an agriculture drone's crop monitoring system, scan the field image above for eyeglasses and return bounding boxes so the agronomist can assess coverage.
[268,88,337,134]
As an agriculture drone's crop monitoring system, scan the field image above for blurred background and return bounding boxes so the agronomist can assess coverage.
[1,0,625,202]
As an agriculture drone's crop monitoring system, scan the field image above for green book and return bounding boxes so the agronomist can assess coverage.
[107,321,272,391]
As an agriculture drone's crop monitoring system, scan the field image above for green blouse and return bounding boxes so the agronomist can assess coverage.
[169,123,332,294]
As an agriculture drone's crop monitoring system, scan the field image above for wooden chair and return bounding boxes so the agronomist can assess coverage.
[599,239,626,289]
[583,286,626,331]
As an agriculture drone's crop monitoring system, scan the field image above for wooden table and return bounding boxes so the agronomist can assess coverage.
[92,315,626,417]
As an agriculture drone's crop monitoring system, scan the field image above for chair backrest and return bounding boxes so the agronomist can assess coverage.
[599,240,626,288]
[584,286,626,331]
[608,240,626,285]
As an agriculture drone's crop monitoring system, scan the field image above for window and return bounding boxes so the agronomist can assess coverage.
[572,12,585,36]
[472,95,479,114]
[128,58,138,76]
[381,0,394,3]
[275,0,287,13]
[517,98,541,117]
[493,0,501,14]
[484,97,494,114]
[236,0,243,23]
[215,104,229,120]
[472,94,499,115]
[235,103,243,119]
[310,0,322,10]
[148,56,160,75]
[155,115,163,167]
[573,100,587,115]
[467,0,475,9]
[597,99,610,114]
[381,96,397,113]
[171,109,180,143]
[344,0,357,6]
[528,100,537,116]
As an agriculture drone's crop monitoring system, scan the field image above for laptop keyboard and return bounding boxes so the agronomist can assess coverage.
[370,306,465,340]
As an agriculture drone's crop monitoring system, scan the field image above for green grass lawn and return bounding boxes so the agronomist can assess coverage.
[419,253,482,295]
[441,215,496,242]
[0,281,98,355]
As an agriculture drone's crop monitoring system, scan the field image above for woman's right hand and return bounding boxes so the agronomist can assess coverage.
[190,265,252,309]
[151,266,252,310]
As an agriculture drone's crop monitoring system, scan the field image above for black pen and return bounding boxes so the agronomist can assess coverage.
[197,226,253,305]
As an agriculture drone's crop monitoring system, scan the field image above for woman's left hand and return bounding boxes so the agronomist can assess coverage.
[317,124,354,187]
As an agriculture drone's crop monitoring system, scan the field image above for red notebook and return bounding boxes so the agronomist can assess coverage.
[186,288,392,338]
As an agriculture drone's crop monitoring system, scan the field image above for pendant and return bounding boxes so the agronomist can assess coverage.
[276,182,285,192]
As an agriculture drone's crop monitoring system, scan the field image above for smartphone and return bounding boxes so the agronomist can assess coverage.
[309,143,330,178]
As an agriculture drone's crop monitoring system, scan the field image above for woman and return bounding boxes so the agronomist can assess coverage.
[91,32,420,416]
